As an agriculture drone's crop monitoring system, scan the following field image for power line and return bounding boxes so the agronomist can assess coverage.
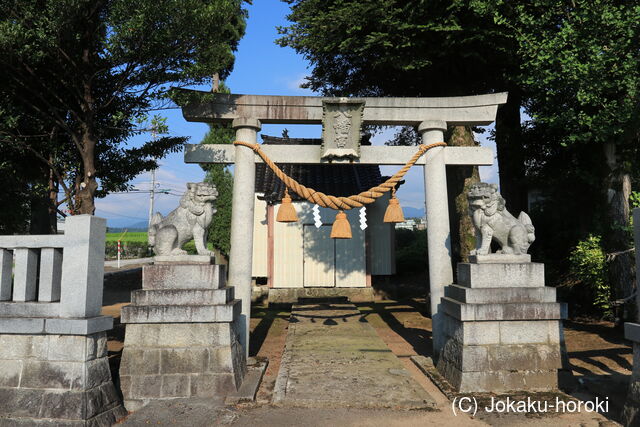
[95,208,147,220]
[109,189,171,194]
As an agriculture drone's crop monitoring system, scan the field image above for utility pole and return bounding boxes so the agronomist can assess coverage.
[148,168,156,228]
[148,128,157,228]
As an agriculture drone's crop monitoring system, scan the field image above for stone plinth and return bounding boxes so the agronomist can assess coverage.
[120,262,245,411]
[623,323,640,425]
[0,332,126,426]
[437,260,566,393]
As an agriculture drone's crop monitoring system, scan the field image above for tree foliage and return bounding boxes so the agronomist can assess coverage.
[568,235,610,317]
[201,123,234,258]
[279,0,640,318]
[0,0,247,223]
[487,1,640,149]
[278,0,516,97]
[480,0,640,318]
[277,0,526,265]
[197,80,234,258]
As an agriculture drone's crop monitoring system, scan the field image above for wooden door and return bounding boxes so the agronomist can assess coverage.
[303,225,335,287]
[335,227,366,287]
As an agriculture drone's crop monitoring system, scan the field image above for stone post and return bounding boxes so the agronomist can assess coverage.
[623,208,640,425]
[229,118,261,358]
[419,120,453,360]
[59,215,106,318]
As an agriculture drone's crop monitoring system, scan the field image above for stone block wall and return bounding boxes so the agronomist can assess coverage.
[0,332,126,426]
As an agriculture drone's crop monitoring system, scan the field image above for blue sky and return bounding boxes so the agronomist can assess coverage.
[96,0,498,228]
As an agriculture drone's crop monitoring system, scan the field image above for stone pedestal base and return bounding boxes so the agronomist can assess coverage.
[120,262,245,411]
[623,324,640,425]
[119,323,245,411]
[437,261,566,393]
[0,332,126,426]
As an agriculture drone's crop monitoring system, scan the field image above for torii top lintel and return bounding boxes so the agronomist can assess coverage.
[180,91,508,126]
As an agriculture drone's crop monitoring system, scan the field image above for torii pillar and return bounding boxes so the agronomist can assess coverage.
[178,91,507,361]
[228,118,261,358]
[420,120,451,354]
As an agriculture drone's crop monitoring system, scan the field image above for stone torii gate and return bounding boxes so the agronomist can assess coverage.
[179,91,507,360]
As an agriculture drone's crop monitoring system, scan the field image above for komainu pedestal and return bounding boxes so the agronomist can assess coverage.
[120,259,245,411]
[437,257,567,392]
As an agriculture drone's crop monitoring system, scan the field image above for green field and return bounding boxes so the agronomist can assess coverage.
[105,232,148,243]
[104,232,215,258]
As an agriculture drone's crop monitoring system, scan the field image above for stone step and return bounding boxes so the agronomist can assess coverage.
[121,299,240,324]
[131,287,234,306]
[142,264,226,290]
[457,262,545,288]
[444,284,556,304]
[441,297,566,321]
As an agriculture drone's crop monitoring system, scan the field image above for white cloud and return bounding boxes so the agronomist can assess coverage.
[283,73,316,95]
[95,157,202,225]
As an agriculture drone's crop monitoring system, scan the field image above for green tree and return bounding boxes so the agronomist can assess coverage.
[568,235,610,317]
[0,149,31,233]
[486,0,640,320]
[278,0,528,212]
[0,0,247,218]
[195,80,234,258]
[200,123,234,258]
[0,85,72,233]
[277,0,533,268]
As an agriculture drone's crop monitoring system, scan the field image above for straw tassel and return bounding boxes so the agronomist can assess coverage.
[383,190,405,223]
[330,210,352,239]
[276,189,298,222]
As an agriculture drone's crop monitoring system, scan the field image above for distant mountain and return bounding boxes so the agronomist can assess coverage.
[106,219,148,232]
[402,207,425,219]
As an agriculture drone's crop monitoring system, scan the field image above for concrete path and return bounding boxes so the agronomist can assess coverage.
[272,303,437,409]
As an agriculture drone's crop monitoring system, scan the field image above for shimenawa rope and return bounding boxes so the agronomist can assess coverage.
[233,140,447,210]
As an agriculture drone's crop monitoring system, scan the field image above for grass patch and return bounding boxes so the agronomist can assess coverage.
[106,232,148,243]
[104,233,217,259]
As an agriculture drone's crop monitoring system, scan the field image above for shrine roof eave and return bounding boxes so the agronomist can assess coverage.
[177,90,508,127]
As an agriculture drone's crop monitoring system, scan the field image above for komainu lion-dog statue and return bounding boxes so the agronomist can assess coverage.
[148,182,218,256]
[467,182,535,256]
